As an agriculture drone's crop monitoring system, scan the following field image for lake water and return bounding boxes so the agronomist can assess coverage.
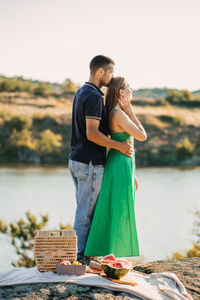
[0,165,200,272]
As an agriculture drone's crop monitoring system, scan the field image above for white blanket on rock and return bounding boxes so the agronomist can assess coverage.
[0,267,193,300]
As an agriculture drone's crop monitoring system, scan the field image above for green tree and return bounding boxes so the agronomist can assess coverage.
[22,81,35,93]
[9,129,36,150]
[0,79,18,92]
[34,81,48,95]
[0,211,73,267]
[0,211,49,267]
[8,115,32,131]
[165,89,194,105]
[36,129,62,154]
[175,137,195,161]
[62,78,78,94]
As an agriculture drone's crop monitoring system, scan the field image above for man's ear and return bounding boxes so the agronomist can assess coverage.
[99,67,104,75]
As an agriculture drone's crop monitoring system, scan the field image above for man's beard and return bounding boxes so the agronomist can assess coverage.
[100,78,111,88]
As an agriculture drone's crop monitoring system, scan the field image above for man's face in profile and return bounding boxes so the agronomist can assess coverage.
[101,64,115,87]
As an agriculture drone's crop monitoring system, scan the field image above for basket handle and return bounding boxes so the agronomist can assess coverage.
[36,230,75,237]
[36,230,62,237]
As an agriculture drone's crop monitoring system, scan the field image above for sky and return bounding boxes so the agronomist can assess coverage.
[0,0,200,90]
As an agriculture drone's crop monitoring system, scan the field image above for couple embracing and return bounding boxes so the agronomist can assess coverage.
[69,55,147,262]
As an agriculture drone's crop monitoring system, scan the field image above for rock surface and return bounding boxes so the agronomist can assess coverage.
[0,258,199,299]
[134,257,199,300]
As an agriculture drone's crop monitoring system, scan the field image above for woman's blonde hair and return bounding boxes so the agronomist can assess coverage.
[105,77,127,115]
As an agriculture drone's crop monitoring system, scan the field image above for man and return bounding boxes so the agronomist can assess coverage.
[69,55,133,260]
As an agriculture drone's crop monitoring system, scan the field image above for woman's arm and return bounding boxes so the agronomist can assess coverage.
[118,97,147,141]
[112,109,147,141]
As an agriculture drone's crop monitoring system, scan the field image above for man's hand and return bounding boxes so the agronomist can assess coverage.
[117,140,134,157]
[86,118,134,157]
[135,177,138,191]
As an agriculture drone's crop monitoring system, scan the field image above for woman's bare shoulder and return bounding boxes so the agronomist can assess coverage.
[110,107,127,120]
[109,107,130,132]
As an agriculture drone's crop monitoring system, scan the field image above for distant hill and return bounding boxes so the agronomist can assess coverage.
[134,88,200,100]
[133,88,169,100]
[193,90,200,96]
[0,75,199,100]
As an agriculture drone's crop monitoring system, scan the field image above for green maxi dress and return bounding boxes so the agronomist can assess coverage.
[84,132,139,257]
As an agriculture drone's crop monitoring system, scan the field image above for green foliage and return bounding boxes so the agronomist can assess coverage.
[59,223,74,230]
[172,243,200,259]
[22,81,35,93]
[34,81,49,95]
[9,129,36,150]
[0,212,73,267]
[0,112,70,164]
[7,115,32,131]
[165,89,200,106]
[0,79,19,92]
[172,210,200,259]
[176,137,195,161]
[36,129,62,154]
[33,112,44,120]
[166,90,193,104]
[0,109,12,119]
[173,116,185,126]
[133,88,168,100]
[62,78,78,94]
[0,211,49,267]
[0,76,57,95]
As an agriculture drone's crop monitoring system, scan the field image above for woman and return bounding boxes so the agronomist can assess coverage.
[84,77,147,257]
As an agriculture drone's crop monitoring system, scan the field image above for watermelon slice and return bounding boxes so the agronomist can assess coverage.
[115,258,132,268]
[102,254,116,264]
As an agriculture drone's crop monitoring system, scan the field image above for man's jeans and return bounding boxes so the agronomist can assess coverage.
[69,159,104,259]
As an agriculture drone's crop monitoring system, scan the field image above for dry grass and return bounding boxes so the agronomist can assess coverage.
[1,92,200,128]
[0,92,72,118]
[134,105,200,127]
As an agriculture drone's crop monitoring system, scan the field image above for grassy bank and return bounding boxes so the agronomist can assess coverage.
[0,88,200,166]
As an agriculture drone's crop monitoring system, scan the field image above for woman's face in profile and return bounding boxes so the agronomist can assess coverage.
[121,83,133,100]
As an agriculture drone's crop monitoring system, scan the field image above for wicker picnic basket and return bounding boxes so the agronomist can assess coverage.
[34,230,77,272]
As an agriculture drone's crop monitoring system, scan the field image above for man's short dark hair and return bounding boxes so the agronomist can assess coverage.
[89,55,115,74]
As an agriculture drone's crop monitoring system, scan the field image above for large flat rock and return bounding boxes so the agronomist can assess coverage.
[0,258,199,299]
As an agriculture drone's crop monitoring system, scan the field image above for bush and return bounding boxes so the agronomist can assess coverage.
[7,115,32,131]
[9,129,36,150]
[33,112,44,120]
[165,90,193,104]
[173,116,185,126]
[172,210,200,259]
[62,78,78,94]
[0,79,18,92]
[0,211,48,267]
[176,137,195,161]
[0,109,12,120]
[22,81,35,93]
[36,129,62,154]
[165,89,200,107]
[0,211,73,267]
[34,81,49,95]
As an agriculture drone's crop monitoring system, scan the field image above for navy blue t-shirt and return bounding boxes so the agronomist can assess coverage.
[69,82,108,165]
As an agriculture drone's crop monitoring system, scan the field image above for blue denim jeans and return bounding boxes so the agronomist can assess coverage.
[69,159,104,259]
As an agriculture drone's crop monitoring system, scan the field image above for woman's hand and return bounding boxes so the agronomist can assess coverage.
[118,96,133,117]
[135,176,138,191]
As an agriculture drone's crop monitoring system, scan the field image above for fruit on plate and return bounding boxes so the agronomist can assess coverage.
[72,261,82,265]
[101,254,132,279]
[89,261,102,271]
[58,260,71,265]
[103,254,116,261]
